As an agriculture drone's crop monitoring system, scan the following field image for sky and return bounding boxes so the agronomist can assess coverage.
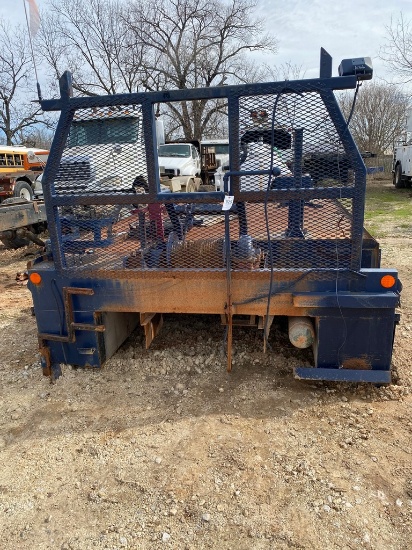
[1,0,411,87]
[255,0,411,84]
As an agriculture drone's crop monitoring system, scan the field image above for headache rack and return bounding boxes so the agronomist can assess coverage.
[28,49,401,384]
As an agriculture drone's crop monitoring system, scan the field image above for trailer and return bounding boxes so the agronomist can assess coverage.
[27,49,401,384]
[0,198,47,248]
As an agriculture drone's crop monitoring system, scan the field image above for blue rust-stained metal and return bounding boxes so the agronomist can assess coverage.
[294,367,391,384]
[28,259,401,378]
[28,49,402,382]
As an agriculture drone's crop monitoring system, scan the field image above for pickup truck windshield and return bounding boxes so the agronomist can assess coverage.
[68,118,139,147]
[158,144,190,158]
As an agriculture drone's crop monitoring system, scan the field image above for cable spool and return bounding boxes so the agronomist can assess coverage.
[169,238,225,269]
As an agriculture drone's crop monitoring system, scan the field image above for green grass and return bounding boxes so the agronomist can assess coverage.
[364,179,412,237]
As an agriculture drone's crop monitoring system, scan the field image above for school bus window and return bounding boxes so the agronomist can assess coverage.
[6,154,14,166]
[14,155,23,166]
[0,154,6,166]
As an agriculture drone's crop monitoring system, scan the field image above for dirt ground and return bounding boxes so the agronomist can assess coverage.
[0,184,411,549]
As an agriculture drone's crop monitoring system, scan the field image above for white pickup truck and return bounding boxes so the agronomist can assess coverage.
[158,142,211,192]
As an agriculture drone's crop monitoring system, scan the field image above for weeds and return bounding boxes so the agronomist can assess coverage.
[364,178,412,237]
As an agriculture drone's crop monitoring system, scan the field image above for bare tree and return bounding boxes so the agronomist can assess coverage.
[18,126,55,149]
[0,21,45,145]
[126,0,278,139]
[338,82,409,155]
[39,0,144,95]
[379,13,412,85]
[38,0,277,138]
[263,62,306,82]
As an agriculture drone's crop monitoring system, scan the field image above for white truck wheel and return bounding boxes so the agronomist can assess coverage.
[14,181,34,201]
[394,164,405,189]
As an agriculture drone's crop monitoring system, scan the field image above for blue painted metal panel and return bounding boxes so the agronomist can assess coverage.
[313,311,397,371]
[28,51,401,382]
[293,292,399,308]
[294,367,391,384]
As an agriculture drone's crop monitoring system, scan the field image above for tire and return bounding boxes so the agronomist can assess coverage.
[14,180,34,201]
[394,163,405,189]
[0,231,31,249]
[0,223,46,249]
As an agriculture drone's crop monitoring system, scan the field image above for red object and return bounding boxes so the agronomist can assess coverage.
[148,204,165,240]
[25,0,40,37]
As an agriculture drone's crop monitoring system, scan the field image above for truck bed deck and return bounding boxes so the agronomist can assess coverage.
[59,197,376,273]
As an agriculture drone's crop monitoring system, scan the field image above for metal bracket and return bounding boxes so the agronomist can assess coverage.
[140,312,163,349]
[38,287,105,343]
[221,314,257,327]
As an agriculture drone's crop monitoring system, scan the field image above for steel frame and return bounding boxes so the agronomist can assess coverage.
[28,51,401,383]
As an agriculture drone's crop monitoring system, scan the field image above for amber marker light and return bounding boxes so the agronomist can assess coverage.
[29,272,42,285]
[380,274,396,288]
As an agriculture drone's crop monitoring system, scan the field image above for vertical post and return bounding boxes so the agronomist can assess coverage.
[141,100,158,200]
[320,48,333,79]
[224,208,233,372]
[41,73,75,271]
[286,128,305,238]
[319,89,366,270]
[227,95,240,195]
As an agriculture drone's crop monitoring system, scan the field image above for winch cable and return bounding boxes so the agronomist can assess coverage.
[345,80,361,127]
[263,88,288,353]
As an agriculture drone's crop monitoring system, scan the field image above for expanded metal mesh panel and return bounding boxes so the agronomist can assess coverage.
[46,82,364,275]
[54,106,148,197]
[59,202,229,271]
[56,198,355,272]
[238,91,354,191]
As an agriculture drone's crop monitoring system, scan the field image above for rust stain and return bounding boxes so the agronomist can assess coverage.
[39,340,51,377]
[341,357,371,370]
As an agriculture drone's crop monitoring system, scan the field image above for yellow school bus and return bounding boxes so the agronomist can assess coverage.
[0,146,49,202]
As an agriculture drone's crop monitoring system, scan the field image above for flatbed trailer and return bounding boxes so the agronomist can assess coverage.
[27,49,401,384]
[0,199,47,248]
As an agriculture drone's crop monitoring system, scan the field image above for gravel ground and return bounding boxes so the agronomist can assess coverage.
[0,232,411,550]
